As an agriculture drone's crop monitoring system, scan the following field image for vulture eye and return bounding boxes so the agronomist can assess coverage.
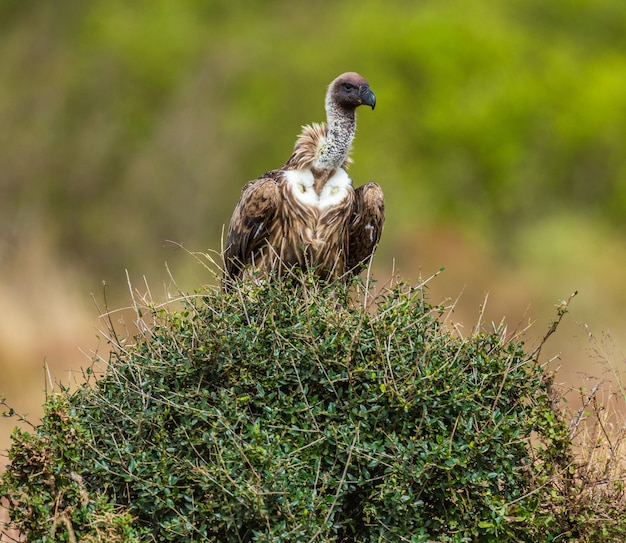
[342,83,357,92]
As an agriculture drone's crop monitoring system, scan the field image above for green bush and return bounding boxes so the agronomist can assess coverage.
[2,273,626,541]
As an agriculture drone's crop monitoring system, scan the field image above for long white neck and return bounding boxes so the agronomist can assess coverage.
[313,98,356,171]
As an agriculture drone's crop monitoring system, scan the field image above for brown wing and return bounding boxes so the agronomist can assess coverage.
[223,175,280,279]
[347,182,385,273]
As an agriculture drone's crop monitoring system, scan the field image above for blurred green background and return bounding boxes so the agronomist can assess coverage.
[2,0,626,456]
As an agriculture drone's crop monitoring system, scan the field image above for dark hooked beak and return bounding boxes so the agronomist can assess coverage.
[359,85,376,110]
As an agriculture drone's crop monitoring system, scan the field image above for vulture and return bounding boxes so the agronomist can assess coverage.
[224,72,384,283]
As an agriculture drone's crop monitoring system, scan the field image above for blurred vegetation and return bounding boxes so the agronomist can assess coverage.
[2,0,626,286]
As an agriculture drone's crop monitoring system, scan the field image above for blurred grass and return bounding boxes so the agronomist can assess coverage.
[2,0,626,470]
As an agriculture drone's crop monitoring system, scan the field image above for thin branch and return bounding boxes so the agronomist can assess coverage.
[307,425,360,543]
[531,291,578,361]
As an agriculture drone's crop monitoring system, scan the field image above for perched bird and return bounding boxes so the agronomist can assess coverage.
[224,72,384,282]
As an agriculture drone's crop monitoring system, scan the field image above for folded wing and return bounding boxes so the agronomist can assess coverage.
[224,175,280,279]
[347,182,385,274]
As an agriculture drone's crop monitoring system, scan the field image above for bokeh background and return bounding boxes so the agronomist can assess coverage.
[2,0,626,466]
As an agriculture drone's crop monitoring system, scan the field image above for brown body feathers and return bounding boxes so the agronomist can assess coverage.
[224,72,384,282]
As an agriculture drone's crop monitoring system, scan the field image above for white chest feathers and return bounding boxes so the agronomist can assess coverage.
[284,168,352,209]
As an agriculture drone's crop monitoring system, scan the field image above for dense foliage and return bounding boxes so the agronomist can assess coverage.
[3,274,625,541]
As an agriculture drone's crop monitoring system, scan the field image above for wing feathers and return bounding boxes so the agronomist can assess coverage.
[225,178,384,280]
[224,176,280,279]
[347,182,385,273]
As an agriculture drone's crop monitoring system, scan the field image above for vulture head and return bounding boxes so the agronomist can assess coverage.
[326,72,376,113]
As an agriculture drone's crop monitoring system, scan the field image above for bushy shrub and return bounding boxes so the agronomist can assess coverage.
[2,273,626,541]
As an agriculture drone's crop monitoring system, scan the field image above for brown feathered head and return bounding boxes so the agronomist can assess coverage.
[326,72,376,113]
